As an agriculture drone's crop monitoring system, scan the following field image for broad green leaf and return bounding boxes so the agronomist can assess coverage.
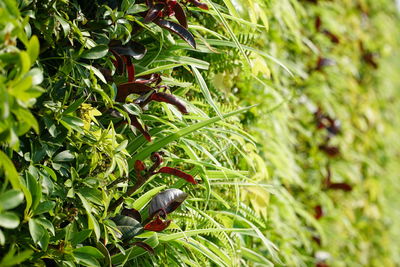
[0,190,24,211]
[29,218,49,250]
[70,229,93,246]
[0,212,20,229]
[53,150,75,162]
[81,45,109,59]
[78,193,101,241]
[73,246,104,259]
[34,201,56,215]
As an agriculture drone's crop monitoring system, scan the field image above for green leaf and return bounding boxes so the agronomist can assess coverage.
[111,234,159,265]
[53,150,75,162]
[26,172,42,212]
[73,246,105,259]
[0,212,20,229]
[29,218,49,250]
[81,45,109,59]
[112,215,143,240]
[70,229,93,246]
[0,151,21,190]
[34,201,55,215]
[78,193,101,241]
[63,97,86,114]
[0,247,33,267]
[127,106,252,166]
[0,190,24,211]
[26,35,39,63]
[81,64,107,83]
[132,185,167,211]
[191,66,221,118]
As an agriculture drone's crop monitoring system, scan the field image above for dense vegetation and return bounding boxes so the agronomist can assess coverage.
[0,0,399,266]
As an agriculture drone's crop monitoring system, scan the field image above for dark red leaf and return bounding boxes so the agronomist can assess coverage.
[316,263,329,267]
[99,68,113,82]
[172,2,188,28]
[110,41,147,60]
[155,19,196,48]
[124,56,135,82]
[188,0,209,10]
[110,50,125,75]
[130,115,152,142]
[130,242,155,254]
[157,167,197,185]
[116,82,153,102]
[150,92,188,114]
[315,16,321,31]
[318,145,340,157]
[144,3,165,23]
[328,183,352,192]
[148,188,188,218]
[135,73,162,85]
[134,160,146,172]
[322,30,340,44]
[121,208,142,223]
[312,236,321,246]
[363,52,378,68]
[314,205,323,220]
[144,216,171,232]
[316,57,336,70]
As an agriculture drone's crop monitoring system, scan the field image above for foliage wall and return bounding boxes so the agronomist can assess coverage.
[0,0,399,266]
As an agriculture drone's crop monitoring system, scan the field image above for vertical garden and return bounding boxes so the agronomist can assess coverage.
[0,0,399,266]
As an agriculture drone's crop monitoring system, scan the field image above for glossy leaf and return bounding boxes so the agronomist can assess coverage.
[155,19,196,48]
[148,188,188,218]
[150,92,188,114]
[112,215,143,240]
[144,216,171,232]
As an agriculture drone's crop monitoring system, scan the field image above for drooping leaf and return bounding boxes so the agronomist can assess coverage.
[155,19,196,48]
[121,208,142,223]
[130,242,155,254]
[130,115,152,142]
[172,3,188,28]
[109,41,147,60]
[150,92,188,114]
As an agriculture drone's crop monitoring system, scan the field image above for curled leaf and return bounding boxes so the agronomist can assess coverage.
[150,92,188,114]
[318,145,340,157]
[144,216,171,232]
[109,41,147,60]
[148,188,188,218]
[187,0,209,10]
[157,167,197,185]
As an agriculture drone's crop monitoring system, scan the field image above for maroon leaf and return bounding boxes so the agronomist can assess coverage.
[144,216,171,232]
[130,115,152,142]
[121,208,142,223]
[315,16,321,31]
[155,19,196,48]
[157,167,197,185]
[150,92,188,114]
[135,73,162,85]
[110,50,125,75]
[314,205,324,220]
[134,160,146,172]
[328,183,352,192]
[188,0,209,10]
[124,56,135,82]
[313,236,322,246]
[144,3,165,23]
[148,188,188,218]
[316,57,336,70]
[318,145,340,157]
[116,82,153,102]
[172,2,188,28]
[130,242,155,254]
[99,68,113,82]
[322,30,340,44]
[110,41,147,60]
